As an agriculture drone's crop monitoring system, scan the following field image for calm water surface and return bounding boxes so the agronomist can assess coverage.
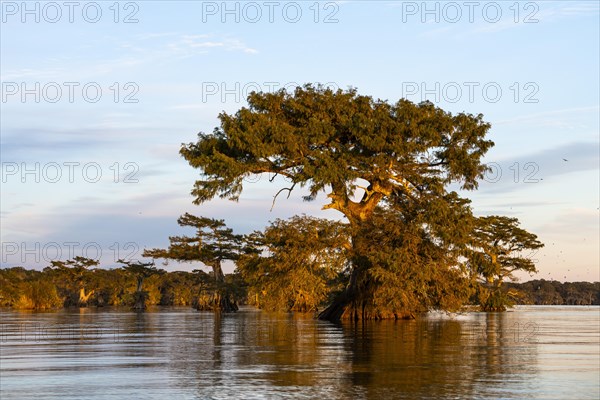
[1,306,598,399]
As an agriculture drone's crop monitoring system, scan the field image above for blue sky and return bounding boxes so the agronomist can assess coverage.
[1,0,598,282]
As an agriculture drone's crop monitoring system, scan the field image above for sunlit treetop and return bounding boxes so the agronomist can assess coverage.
[471,215,545,282]
[143,213,244,267]
[181,84,494,224]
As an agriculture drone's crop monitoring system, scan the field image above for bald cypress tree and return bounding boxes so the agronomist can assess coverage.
[238,215,349,312]
[469,216,544,311]
[143,213,243,312]
[180,84,494,320]
[118,259,161,311]
[48,256,98,307]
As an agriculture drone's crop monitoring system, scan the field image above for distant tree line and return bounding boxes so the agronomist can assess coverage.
[1,259,596,311]
[505,280,599,306]
[0,260,246,310]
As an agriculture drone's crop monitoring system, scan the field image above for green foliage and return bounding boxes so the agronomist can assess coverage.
[143,213,244,312]
[158,271,200,306]
[119,259,159,281]
[91,268,130,306]
[45,256,99,307]
[180,85,495,319]
[468,216,544,311]
[506,280,599,305]
[238,215,348,312]
[180,85,493,214]
[476,286,513,312]
[117,259,162,310]
[0,268,62,309]
[342,205,475,319]
[143,213,243,280]
[13,280,63,310]
[0,267,33,306]
[0,266,239,309]
[224,271,249,305]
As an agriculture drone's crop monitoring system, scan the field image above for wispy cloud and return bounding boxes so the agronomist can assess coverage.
[495,106,599,127]
[169,103,208,111]
[2,33,258,82]
[168,35,258,56]
[477,141,599,194]
[411,1,600,38]
[537,208,599,241]
[0,67,66,81]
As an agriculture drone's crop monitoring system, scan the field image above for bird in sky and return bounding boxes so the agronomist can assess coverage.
[562,158,568,162]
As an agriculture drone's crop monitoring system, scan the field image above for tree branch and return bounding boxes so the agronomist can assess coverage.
[271,182,297,211]
[388,174,417,196]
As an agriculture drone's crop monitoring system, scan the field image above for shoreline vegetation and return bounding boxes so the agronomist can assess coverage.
[4,86,593,318]
[1,265,598,312]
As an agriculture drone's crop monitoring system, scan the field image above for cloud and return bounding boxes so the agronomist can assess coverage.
[146,144,188,162]
[0,67,66,81]
[0,183,338,270]
[535,1,599,19]
[537,208,599,240]
[0,116,178,163]
[169,103,208,111]
[477,141,599,194]
[116,32,259,61]
[473,200,569,217]
[485,200,567,208]
[167,35,259,57]
[407,1,600,38]
[0,128,127,163]
[494,106,599,129]
[134,32,180,40]
[2,33,257,83]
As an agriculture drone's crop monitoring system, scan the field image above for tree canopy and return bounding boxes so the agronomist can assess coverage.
[45,256,99,306]
[143,213,243,281]
[180,84,494,225]
[180,85,499,320]
[143,213,244,311]
[469,216,545,310]
[238,215,349,312]
[118,259,161,310]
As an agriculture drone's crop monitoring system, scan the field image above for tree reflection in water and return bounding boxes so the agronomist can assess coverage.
[3,307,589,400]
[164,309,538,399]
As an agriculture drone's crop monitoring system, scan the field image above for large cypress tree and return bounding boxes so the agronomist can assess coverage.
[180,84,494,320]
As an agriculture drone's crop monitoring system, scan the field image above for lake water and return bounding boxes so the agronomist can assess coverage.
[0,306,598,399]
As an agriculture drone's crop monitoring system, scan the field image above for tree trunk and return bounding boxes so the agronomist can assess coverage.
[195,289,238,312]
[318,231,416,322]
[318,267,357,321]
[132,277,146,311]
[78,287,94,307]
[213,263,225,283]
[195,261,237,312]
[318,245,381,321]
[136,276,144,292]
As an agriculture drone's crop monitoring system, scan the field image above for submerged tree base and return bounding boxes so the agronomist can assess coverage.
[318,295,416,321]
[131,291,148,311]
[195,290,239,312]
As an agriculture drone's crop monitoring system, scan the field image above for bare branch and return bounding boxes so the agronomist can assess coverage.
[270,182,297,211]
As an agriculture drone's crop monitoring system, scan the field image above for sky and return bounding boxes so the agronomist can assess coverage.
[1,0,598,282]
